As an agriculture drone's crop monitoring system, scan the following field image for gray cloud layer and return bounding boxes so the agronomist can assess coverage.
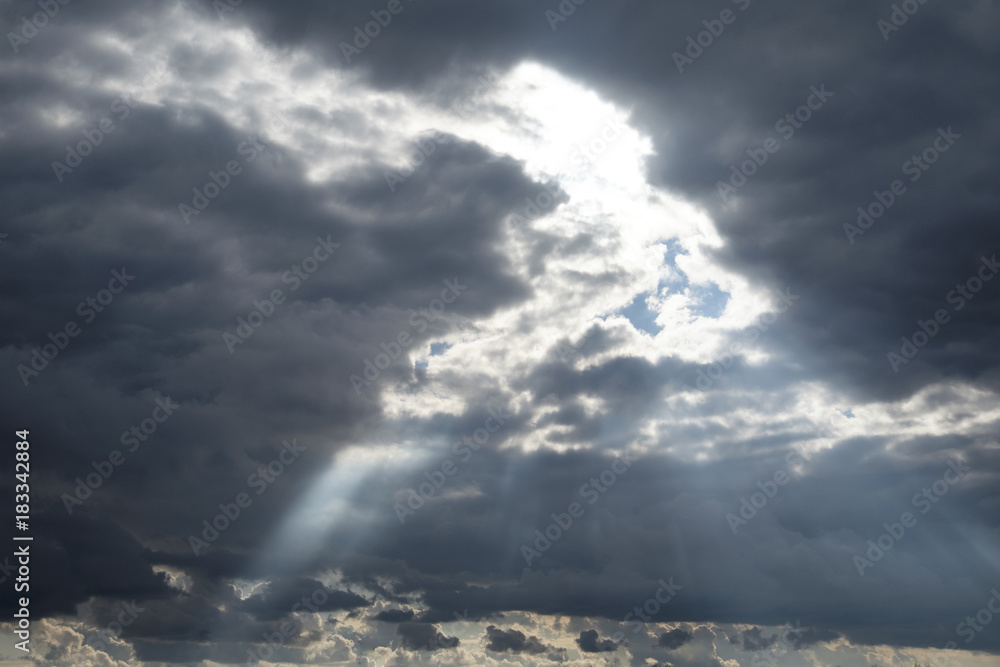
[1,0,998,665]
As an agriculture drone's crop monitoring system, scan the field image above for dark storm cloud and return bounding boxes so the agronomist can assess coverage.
[395,622,459,651]
[327,425,999,654]
[373,608,415,623]
[227,0,1000,404]
[0,509,171,618]
[0,4,544,649]
[659,628,694,650]
[576,628,618,652]
[484,624,551,654]
[789,626,841,650]
[739,627,779,652]
[3,0,999,663]
[147,547,250,581]
[240,578,368,621]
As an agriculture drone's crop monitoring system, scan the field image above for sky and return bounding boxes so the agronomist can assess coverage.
[1,0,999,666]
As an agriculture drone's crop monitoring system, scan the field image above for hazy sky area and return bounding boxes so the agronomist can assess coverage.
[1,1,1000,666]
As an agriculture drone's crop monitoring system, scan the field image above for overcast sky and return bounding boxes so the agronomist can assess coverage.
[2,1,1000,666]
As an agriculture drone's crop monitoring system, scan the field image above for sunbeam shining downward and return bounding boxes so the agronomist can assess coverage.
[255,61,750,570]
[256,446,386,573]
[11,1,1000,663]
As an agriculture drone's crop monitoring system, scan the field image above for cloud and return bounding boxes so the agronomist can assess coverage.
[374,608,416,623]
[790,626,841,650]
[2,0,999,665]
[576,628,619,653]
[239,578,369,621]
[395,622,460,651]
[659,628,695,650]
[739,627,779,652]
[484,625,552,654]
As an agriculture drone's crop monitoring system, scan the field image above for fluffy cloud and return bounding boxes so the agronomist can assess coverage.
[484,625,552,655]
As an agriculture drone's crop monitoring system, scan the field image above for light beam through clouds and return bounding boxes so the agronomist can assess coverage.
[2,1,1000,665]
